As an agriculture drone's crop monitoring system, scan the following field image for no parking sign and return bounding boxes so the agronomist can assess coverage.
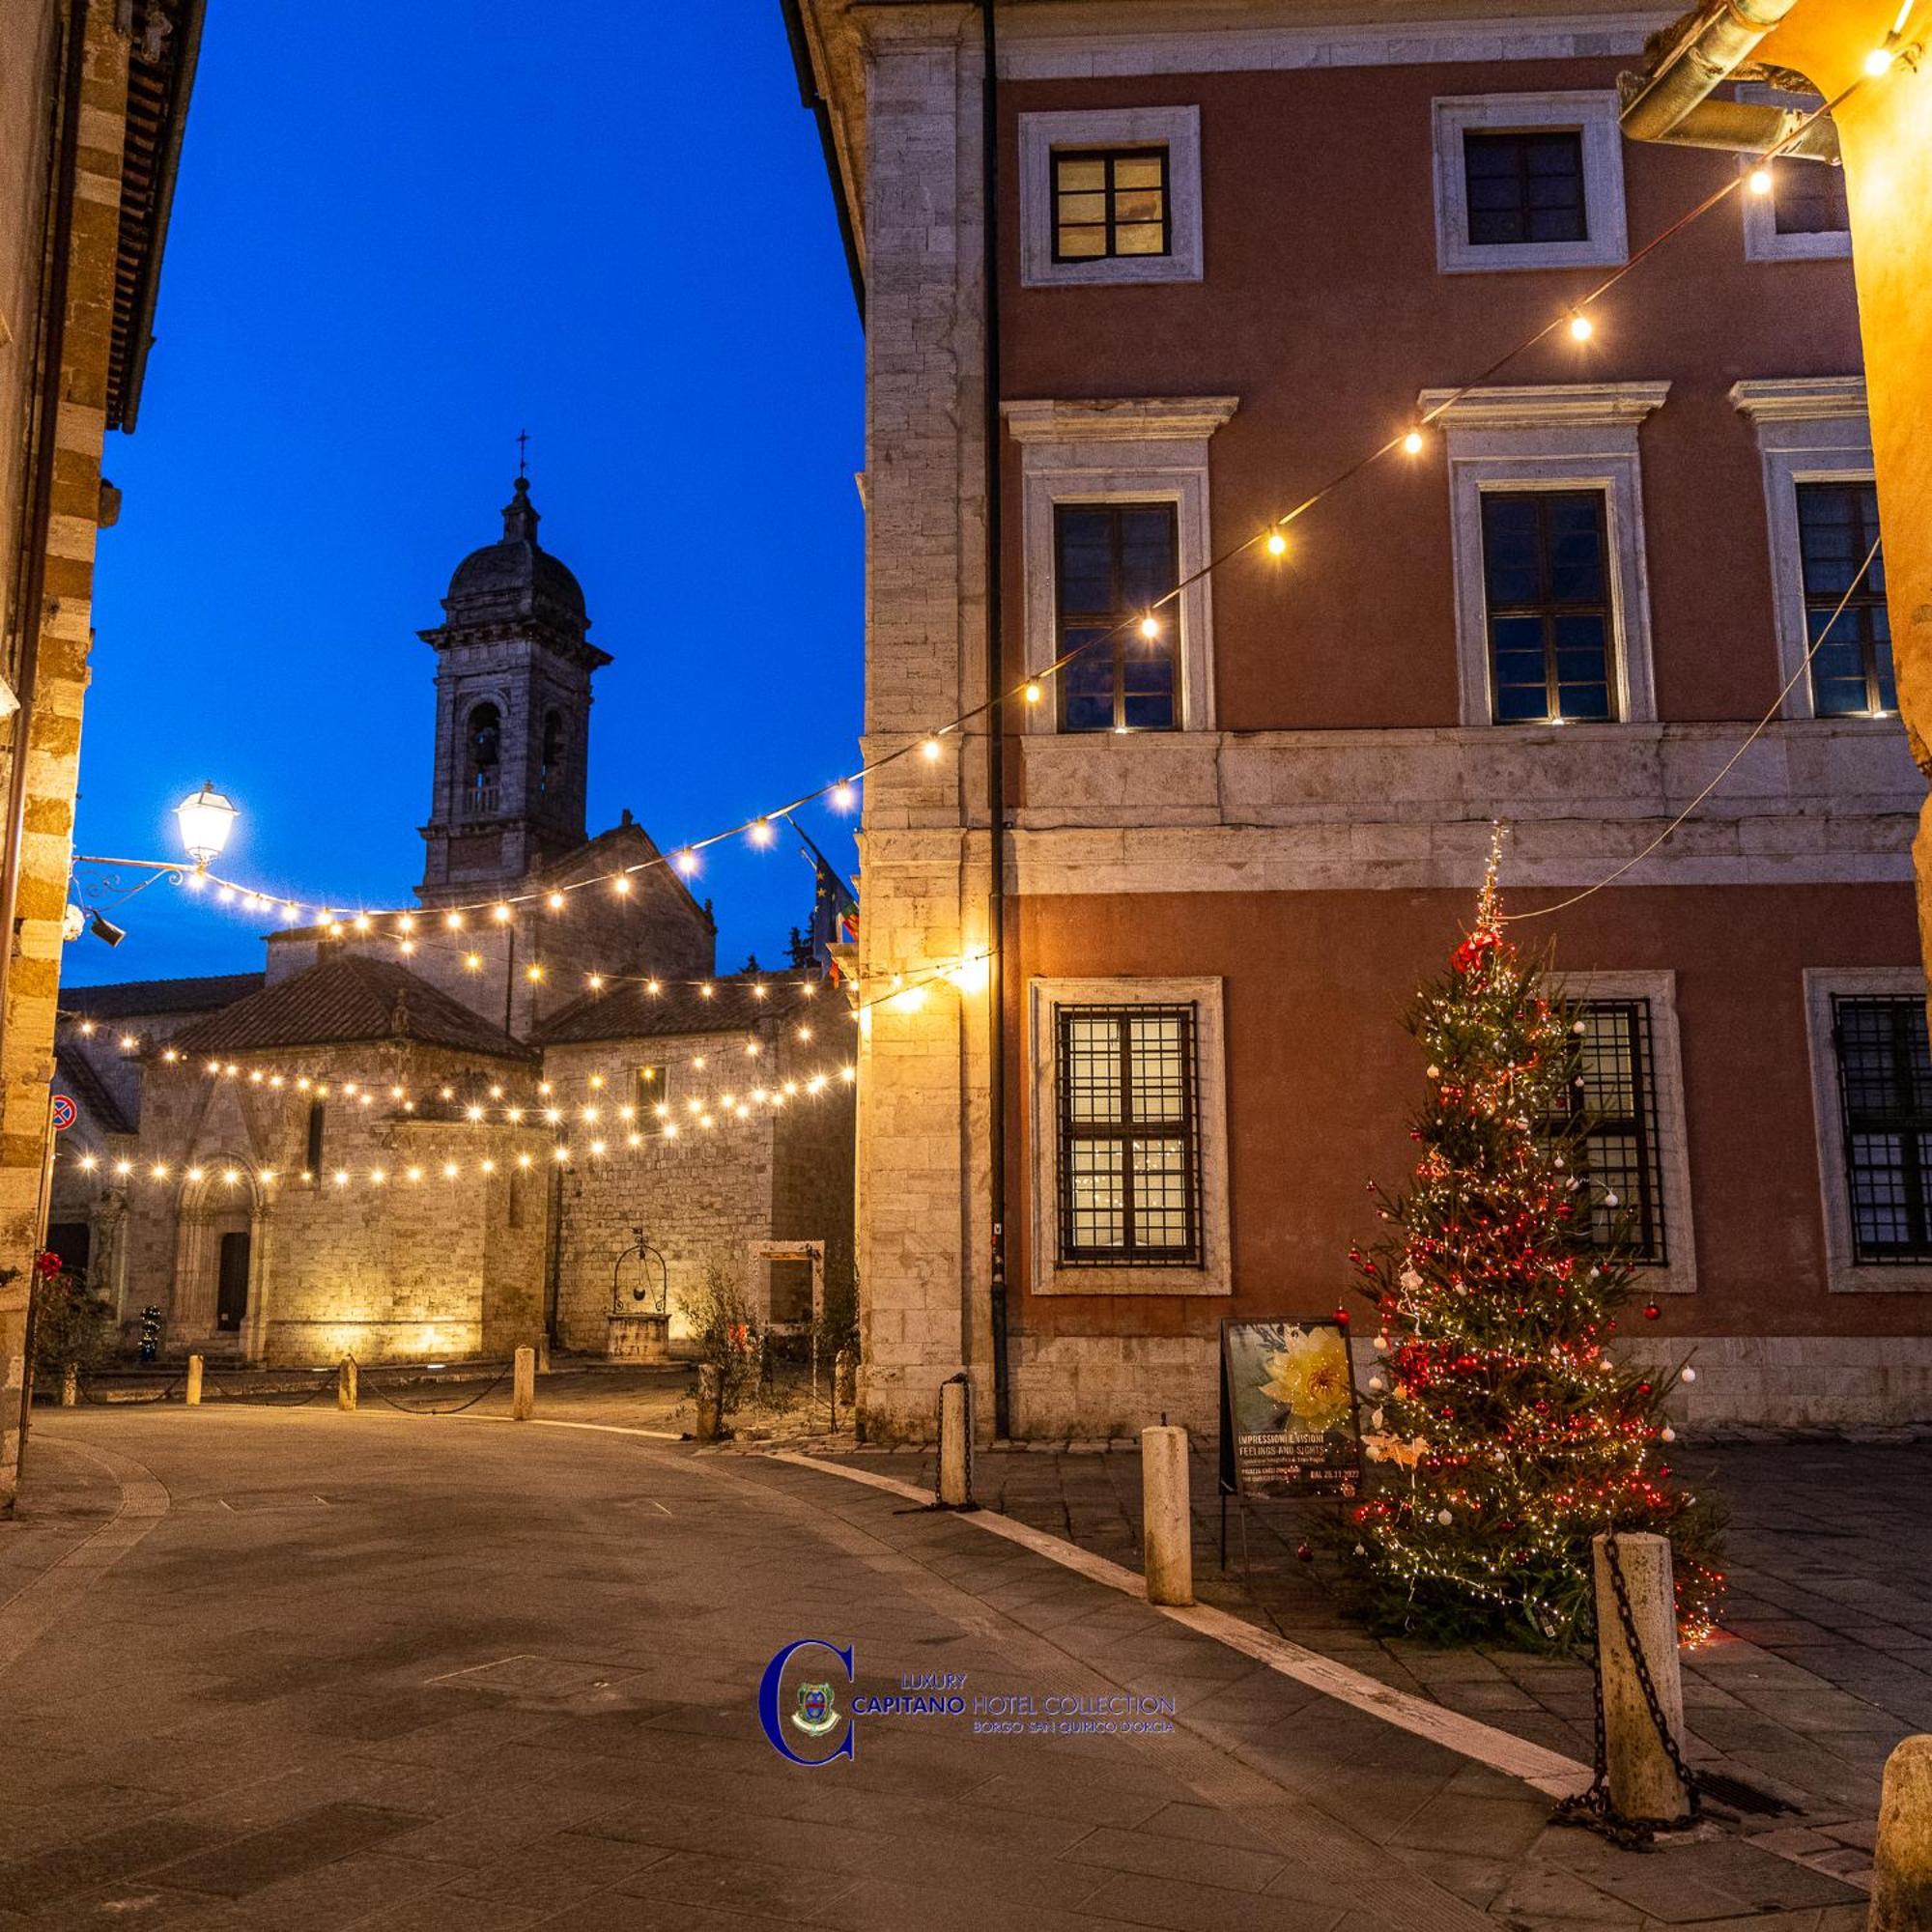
[50,1094,75,1132]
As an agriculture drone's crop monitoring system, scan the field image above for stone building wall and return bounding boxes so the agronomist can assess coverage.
[0,5,137,1507]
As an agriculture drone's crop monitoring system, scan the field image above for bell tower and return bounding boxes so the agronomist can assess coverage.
[418,476,611,897]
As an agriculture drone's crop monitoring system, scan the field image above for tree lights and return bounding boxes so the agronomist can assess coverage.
[1345,831,1722,1647]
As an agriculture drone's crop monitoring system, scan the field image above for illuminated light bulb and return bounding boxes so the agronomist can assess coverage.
[627,1131,642,1149]
[699,982,714,999]
[1568,312,1593,341]
[397,914,415,933]
[1747,166,1773,195]
[163,1049,181,1064]
[493,902,512,923]
[390,1085,405,1099]
[1023,682,1042,705]
[299,1170,313,1183]
[353,913,372,932]
[653,1102,668,1119]
[921,737,942,761]
[79,1153,98,1172]
[663,1122,679,1140]
[185,871,207,893]
[442,1162,459,1180]
[333,1170,350,1187]
[226,1063,241,1078]
[506,1105,524,1123]
[840,1065,856,1082]
[808,1074,827,1094]
[315,1083,328,1097]
[700,1115,715,1130]
[554,1145,570,1162]
[517,1152,532,1169]
[798,1025,812,1041]
[745,1041,759,1059]
[121,1033,139,1051]
[444,911,464,930]
[753,982,768,1000]
[526,963,544,982]
[316,908,332,928]
[282,902,298,920]
[547,892,565,911]
[783,1081,799,1097]
[467,1104,485,1122]
[589,1138,607,1156]
[613,874,633,895]
[344,1083,358,1096]
[261,1168,277,1183]
[831,781,857,811]
[480,1158,496,1175]
[588,1072,605,1089]
[296,1075,311,1090]
[1265,529,1288,557]
[1138,613,1160,640]
[544,1106,562,1124]
[216,885,235,903]
[674,850,698,876]
[439,1086,453,1101]
[539,1081,552,1095]
[187,1166,206,1184]
[587,973,604,991]
[115,1159,133,1177]
[371,1169,387,1185]
[464,952,482,972]
[489,1084,502,1099]
[801,980,817,998]
[618,1103,635,1121]
[152,1163,169,1180]
[248,1068,264,1084]
[1865,44,1897,74]
[406,1166,423,1183]
[721,1093,736,1109]
[1401,428,1424,455]
[582,1105,600,1123]
[81,1021,97,1037]
[749,818,775,847]
[646,979,661,995]
[399,939,417,956]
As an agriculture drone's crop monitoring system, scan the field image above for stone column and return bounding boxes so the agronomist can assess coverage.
[1592,1532,1690,1823]
[1142,1426,1195,1606]
[851,8,999,1443]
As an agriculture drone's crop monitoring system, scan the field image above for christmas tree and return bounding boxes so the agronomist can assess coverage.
[1346,833,1722,1647]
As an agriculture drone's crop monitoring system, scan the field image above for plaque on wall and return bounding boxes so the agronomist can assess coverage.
[1218,1318,1364,1499]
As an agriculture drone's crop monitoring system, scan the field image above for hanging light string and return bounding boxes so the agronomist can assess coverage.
[81,72,1884,932]
[1498,533,1885,923]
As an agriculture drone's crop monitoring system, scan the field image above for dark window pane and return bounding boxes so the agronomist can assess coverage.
[1463,130,1586,246]
[1798,482,1891,716]
[1554,1001,1667,1262]
[1773,157,1850,235]
[1054,502,1179,733]
[1481,491,1613,724]
[1833,998,1932,1261]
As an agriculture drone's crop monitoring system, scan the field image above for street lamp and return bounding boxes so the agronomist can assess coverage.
[175,781,239,868]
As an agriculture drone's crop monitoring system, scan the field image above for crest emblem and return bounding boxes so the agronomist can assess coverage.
[791,1682,838,1738]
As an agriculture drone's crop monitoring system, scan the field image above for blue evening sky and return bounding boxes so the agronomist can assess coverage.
[71,1,863,986]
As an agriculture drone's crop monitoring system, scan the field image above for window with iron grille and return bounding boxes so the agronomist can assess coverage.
[1831,996,1932,1263]
[1559,1001,1667,1263]
[1797,481,1893,717]
[1481,490,1615,723]
[1056,1004,1202,1264]
[1051,148,1170,262]
[1772,157,1849,235]
[1055,502,1179,733]
[1463,129,1587,245]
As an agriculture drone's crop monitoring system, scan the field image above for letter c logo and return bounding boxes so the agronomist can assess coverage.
[758,1638,856,1766]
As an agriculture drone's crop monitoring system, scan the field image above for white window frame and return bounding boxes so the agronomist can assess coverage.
[1019,106,1204,289]
[1736,86,1852,263]
[1420,383,1667,727]
[1027,976,1230,1298]
[1730,378,1878,721]
[1006,397,1236,735]
[1431,92,1629,275]
[1559,971,1697,1297]
[1804,967,1932,1293]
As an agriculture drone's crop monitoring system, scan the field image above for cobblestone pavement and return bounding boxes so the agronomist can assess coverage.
[0,1404,1870,1930]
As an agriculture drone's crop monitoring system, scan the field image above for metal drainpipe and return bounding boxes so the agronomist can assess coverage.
[980,0,1010,1440]
[1617,0,1839,160]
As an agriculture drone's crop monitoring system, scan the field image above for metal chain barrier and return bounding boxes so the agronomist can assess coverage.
[354,1357,515,1416]
[1550,1528,1699,1850]
[199,1368,332,1407]
[75,1370,185,1406]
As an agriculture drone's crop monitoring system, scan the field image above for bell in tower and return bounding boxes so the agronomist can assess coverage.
[417,475,612,897]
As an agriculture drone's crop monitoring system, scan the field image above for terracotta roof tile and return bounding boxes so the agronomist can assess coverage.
[170,955,534,1061]
[62,971,265,1020]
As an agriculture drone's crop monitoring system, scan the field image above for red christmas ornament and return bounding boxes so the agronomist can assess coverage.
[1333,1306,1350,1326]
[1295,1543,1314,1563]
[1643,1303,1662,1321]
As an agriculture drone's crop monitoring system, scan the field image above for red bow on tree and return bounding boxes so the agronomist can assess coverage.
[34,1250,62,1278]
[1451,928,1500,974]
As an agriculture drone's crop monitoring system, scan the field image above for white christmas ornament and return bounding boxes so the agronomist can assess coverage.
[1368,1376,1385,1394]
[1374,1335,1391,1354]
[1660,1426,1676,1443]
[1398,1268,1423,1293]
[1603,1192,1620,1208]
[1435,1508,1454,1526]
[1572,1020,1586,1035]
[1680,1367,1696,1383]
[1426,1065,1440,1079]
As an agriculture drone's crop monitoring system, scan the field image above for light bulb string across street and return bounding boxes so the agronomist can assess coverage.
[70,69,1887,939]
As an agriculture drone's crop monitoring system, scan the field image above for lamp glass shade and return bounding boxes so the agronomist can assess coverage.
[176,783,238,866]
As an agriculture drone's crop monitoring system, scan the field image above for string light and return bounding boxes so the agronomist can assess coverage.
[749,819,775,847]
[1023,683,1042,705]
[1137,614,1160,640]
[1567,312,1593,341]
[831,781,857,811]
[1865,44,1897,73]
[921,737,942,761]
[1747,166,1773,195]
[1264,529,1288,558]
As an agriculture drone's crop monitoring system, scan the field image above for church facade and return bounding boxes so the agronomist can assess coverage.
[47,481,855,1365]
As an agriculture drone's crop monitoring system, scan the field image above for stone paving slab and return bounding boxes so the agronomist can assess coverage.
[0,1404,1880,1929]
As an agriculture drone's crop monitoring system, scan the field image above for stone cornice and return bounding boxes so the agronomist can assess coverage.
[1001,396,1240,444]
[1416,382,1671,430]
[1729,376,1869,424]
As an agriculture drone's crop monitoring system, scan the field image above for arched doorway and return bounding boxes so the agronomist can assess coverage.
[171,1166,270,1360]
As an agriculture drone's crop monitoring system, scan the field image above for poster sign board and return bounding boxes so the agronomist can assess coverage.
[1218,1318,1363,1499]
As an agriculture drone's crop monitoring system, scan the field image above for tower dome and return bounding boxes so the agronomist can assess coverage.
[439,476,589,643]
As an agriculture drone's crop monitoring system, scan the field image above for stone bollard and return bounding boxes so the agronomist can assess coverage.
[694,1362,724,1443]
[1142,1425,1195,1606]
[185,1353,203,1406]
[938,1377,971,1507]
[511,1346,535,1421]
[834,1347,857,1413]
[1871,1734,1932,1931]
[60,1364,77,1407]
[337,1356,357,1412]
[1592,1532,1690,1824]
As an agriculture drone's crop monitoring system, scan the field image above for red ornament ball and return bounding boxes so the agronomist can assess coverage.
[1295,1543,1314,1563]
[1643,1302,1662,1321]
